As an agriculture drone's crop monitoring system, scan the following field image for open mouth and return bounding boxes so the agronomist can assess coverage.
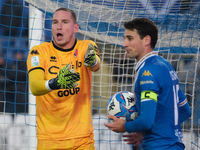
[56,33,63,40]
[57,33,63,37]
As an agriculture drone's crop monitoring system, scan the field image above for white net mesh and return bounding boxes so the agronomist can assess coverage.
[0,0,199,149]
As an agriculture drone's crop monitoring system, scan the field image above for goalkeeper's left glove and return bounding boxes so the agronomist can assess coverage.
[46,64,80,90]
[84,43,98,67]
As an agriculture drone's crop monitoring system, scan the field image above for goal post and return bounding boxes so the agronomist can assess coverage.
[0,0,199,150]
[28,4,44,150]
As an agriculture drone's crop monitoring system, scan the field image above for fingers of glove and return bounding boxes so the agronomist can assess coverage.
[72,82,79,88]
[58,80,76,89]
[63,72,80,82]
[85,53,95,62]
[64,84,73,89]
[84,54,94,63]
[84,54,96,67]
[85,43,95,58]
[90,49,96,55]
[57,72,79,88]
[61,69,75,78]
[59,82,79,89]
[58,64,71,77]
[61,82,79,89]
[64,64,71,71]
[69,69,75,73]
[61,64,71,72]
[85,49,95,58]
[71,72,80,82]
[55,64,80,89]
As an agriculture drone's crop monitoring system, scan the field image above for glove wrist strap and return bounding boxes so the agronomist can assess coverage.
[45,80,53,91]
[46,78,60,91]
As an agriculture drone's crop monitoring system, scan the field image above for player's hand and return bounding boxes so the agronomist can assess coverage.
[104,115,126,133]
[48,64,80,90]
[123,132,143,146]
[84,43,97,67]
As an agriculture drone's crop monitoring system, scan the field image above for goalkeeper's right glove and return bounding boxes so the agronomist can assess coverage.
[46,64,80,90]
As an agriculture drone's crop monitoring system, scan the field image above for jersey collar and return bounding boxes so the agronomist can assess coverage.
[135,51,158,72]
[52,39,77,52]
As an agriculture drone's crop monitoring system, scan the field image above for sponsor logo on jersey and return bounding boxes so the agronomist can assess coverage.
[57,87,80,97]
[31,56,39,67]
[49,61,82,75]
[71,61,82,69]
[142,70,153,77]
[49,66,59,74]
[50,56,57,62]
[30,49,39,55]
[140,80,154,85]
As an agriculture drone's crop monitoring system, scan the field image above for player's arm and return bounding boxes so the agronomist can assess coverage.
[84,42,100,72]
[28,68,49,96]
[178,89,191,123]
[28,64,80,96]
[125,90,157,133]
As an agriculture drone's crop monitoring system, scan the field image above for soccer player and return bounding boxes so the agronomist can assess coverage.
[104,18,191,150]
[27,8,100,150]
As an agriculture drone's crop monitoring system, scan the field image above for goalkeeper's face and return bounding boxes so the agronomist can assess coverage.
[52,10,79,49]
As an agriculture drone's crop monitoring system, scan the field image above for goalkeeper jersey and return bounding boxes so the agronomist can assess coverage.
[27,39,99,140]
[130,51,188,149]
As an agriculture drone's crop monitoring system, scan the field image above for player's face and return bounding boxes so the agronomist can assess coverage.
[123,29,147,61]
[52,10,79,49]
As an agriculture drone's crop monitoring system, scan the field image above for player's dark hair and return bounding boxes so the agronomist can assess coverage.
[124,18,158,49]
[54,8,77,24]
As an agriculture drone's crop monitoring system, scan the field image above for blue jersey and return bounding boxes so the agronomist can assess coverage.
[125,51,190,150]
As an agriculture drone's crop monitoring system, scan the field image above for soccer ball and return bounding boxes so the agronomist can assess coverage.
[107,91,138,122]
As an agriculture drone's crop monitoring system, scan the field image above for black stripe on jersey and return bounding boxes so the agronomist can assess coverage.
[28,67,45,74]
[52,39,77,52]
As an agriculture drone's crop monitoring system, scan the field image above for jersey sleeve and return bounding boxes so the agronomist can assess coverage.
[125,65,159,133]
[178,89,191,123]
[178,88,186,104]
[26,44,50,95]
[27,44,47,74]
[125,99,157,133]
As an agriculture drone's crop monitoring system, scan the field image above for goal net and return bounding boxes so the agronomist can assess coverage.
[0,0,199,150]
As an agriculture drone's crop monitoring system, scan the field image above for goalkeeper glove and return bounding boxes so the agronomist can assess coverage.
[46,64,80,90]
[84,43,98,67]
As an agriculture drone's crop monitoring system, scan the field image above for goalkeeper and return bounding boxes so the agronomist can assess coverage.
[27,8,100,150]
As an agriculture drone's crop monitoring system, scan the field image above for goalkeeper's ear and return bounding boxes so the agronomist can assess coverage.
[89,55,100,72]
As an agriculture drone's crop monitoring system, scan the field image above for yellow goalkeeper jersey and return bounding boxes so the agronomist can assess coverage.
[27,39,99,140]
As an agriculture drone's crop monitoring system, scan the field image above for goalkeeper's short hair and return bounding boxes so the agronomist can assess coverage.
[54,7,77,24]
